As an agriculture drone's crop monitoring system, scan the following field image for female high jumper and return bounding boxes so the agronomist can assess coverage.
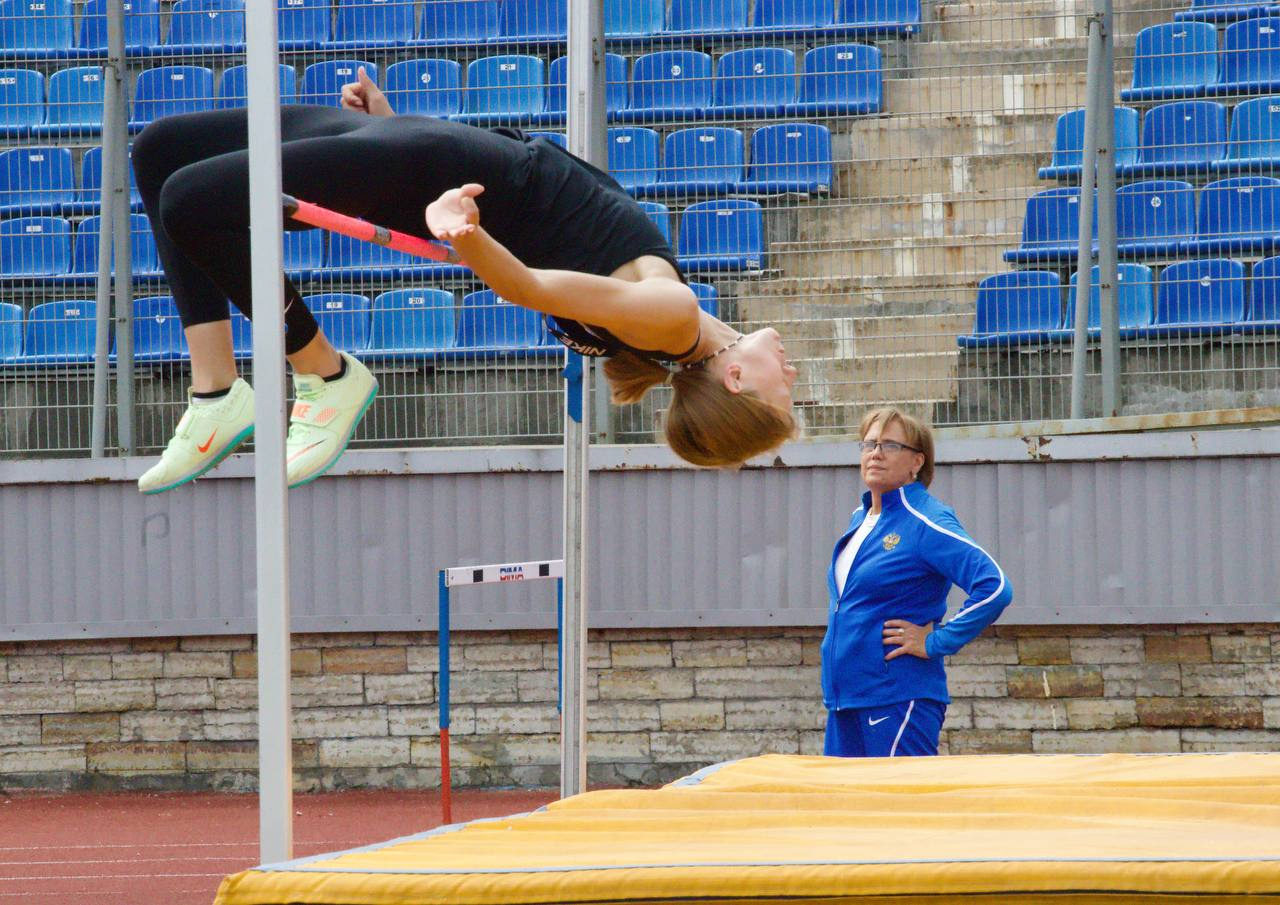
[132,67,798,493]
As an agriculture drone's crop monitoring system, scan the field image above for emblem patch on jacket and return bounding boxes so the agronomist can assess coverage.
[882,533,901,551]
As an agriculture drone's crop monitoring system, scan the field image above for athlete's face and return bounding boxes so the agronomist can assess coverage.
[719,328,798,412]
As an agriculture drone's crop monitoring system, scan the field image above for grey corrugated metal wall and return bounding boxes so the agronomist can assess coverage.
[2,433,1277,640]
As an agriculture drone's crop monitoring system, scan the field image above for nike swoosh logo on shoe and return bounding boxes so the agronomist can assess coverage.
[287,440,326,465]
[197,431,217,453]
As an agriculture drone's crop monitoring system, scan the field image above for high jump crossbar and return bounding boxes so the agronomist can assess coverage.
[437,559,565,825]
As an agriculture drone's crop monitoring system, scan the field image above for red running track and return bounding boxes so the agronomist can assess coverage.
[0,788,557,904]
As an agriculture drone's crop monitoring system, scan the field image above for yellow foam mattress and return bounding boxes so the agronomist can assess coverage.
[215,752,1280,904]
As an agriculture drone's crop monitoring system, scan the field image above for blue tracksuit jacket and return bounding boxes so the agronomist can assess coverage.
[820,481,1012,710]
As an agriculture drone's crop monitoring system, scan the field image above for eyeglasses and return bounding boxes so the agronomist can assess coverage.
[858,440,922,455]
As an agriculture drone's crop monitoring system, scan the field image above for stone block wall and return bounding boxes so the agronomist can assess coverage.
[1,624,1277,791]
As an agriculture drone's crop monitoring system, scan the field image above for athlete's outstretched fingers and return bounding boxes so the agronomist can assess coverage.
[425,184,486,241]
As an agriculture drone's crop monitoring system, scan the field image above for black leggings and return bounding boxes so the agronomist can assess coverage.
[133,106,530,354]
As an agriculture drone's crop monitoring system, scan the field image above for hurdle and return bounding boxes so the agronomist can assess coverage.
[437,559,565,825]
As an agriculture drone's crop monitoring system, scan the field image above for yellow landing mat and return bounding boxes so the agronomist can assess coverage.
[215,752,1280,905]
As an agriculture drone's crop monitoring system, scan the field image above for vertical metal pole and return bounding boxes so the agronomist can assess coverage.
[246,0,292,866]
[556,577,564,715]
[1069,11,1105,420]
[112,75,134,455]
[438,573,451,825]
[89,0,125,458]
[592,359,614,443]
[1095,0,1121,417]
[562,0,604,800]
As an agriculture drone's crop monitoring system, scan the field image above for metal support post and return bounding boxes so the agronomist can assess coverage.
[1096,0,1121,416]
[1069,9,1105,420]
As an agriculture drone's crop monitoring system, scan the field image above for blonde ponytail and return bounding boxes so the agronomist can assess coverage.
[602,350,672,404]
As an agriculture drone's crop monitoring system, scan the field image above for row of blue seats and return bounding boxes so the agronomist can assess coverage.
[0,199,767,280]
[0,47,881,139]
[0,147,127,218]
[958,259,1280,347]
[1125,19,1280,102]
[0,283,722,364]
[1007,176,1280,264]
[1177,0,1280,26]
[0,0,919,59]
[1040,98,1280,182]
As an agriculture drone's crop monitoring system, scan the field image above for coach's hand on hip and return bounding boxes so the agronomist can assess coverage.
[341,66,394,117]
[883,619,931,660]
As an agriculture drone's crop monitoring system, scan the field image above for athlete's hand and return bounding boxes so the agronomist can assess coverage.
[426,184,484,241]
[341,66,393,117]
[883,620,932,661]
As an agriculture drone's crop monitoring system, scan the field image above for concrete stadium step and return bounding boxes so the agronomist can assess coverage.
[749,314,976,360]
[765,235,1018,280]
[789,193,1029,243]
[840,151,1048,200]
[932,0,1089,42]
[909,37,1130,78]
[798,399,952,435]
[883,72,1089,117]
[742,272,987,312]
[792,351,960,404]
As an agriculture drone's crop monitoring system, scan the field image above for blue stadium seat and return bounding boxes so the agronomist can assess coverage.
[0,217,70,277]
[668,0,749,36]
[1121,23,1217,102]
[278,0,330,49]
[33,66,104,139]
[1188,175,1280,255]
[328,0,416,49]
[1214,95,1280,174]
[677,199,765,273]
[750,0,834,37]
[0,69,44,139]
[131,295,187,363]
[834,0,921,35]
[454,54,545,126]
[78,0,161,55]
[283,228,325,280]
[385,59,462,118]
[1118,100,1227,179]
[216,63,296,110]
[638,200,671,244]
[0,0,73,59]
[325,228,415,280]
[1038,107,1141,181]
[606,0,663,36]
[1137,258,1245,337]
[607,127,661,194]
[416,0,500,44]
[617,51,713,124]
[1047,264,1156,341]
[956,271,1062,348]
[20,300,96,365]
[500,0,567,40]
[230,309,252,359]
[1003,187,1098,265]
[1211,16,1280,96]
[784,44,881,117]
[129,66,214,132]
[0,302,22,362]
[76,146,143,216]
[299,60,376,107]
[690,281,719,316]
[0,147,75,216]
[69,214,161,279]
[366,288,455,360]
[530,130,566,147]
[160,0,245,55]
[645,127,745,199]
[535,53,628,126]
[737,122,832,195]
[454,289,551,356]
[707,47,796,119]
[1243,253,1280,330]
[1116,180,1197,259]
[305,293,371,352]
[1176,0,1273,24]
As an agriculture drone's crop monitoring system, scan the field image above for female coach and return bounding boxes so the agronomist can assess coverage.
[132,68,798,494]
[820,407,1012,757]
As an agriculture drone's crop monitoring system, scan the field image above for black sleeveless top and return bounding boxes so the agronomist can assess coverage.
[492,129,691,363]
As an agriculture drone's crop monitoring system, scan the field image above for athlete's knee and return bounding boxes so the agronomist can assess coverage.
[133,116,193,187]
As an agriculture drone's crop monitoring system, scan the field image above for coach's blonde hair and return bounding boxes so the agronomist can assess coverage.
[604,350,796,468]
[859,406,935,487]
